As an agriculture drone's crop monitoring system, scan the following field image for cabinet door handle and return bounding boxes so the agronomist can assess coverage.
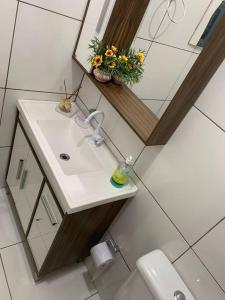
[19,170,28,190]
[16,159,24,180]
[96,0,111,34]
[41,195,58,226]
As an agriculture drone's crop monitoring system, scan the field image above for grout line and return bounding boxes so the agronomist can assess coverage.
[0,254,13,300]
[191,248,225,294]
[141,98,170,102]
[172,247,191,264]
[83,291,99,300]
[132,168,191,247]
[18,1,83,22]
[191,215,225,248]
[194,105,225,134]
[0,146,11,149]
[5,87,76,95]
[0,241,24,251]
[0,1,19,124]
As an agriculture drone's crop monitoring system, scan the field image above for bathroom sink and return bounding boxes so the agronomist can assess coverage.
[17,100,137,214]
[37,119,102,176]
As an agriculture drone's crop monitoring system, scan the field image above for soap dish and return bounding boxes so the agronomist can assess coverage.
[55,103,78,118]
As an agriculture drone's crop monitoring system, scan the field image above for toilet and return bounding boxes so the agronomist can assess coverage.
[114,250,195,300]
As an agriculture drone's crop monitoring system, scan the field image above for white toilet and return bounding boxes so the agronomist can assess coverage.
[114,250,195,300]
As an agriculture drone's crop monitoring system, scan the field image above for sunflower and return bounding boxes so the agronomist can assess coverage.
[119,55,128,63]
[136,51,145,64]
[111,45,118,53]
[105,49,114,57]
[92,55,103,68]
[107,61,116,69]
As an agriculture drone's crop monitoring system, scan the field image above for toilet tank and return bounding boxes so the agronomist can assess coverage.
[114,250,195,300]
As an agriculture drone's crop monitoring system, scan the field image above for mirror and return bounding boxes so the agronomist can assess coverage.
[73,0,225,145]
[131,0,225,118]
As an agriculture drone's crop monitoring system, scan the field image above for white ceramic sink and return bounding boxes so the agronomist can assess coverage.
[37,119,102,176]
[17,100,138,214]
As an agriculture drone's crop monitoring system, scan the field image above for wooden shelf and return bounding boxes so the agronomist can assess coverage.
[74,58,159,144]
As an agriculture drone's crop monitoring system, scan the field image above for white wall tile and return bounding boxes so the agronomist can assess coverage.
[132,43,193,100]
[110,178,188,270]
[167,52,198,100]
[0,89,70,148]
[194,219,225,291]
[79,75,102,110]
[196,60,225,131]
[155,0,212,51]
[141,99,165,116]
[21,0,88,20]
[137,0,167,40]
[0,0,17,87]
[97,96,144,161]
[132,37,151,52]
[174,250,225,300]
[134,107,225,245]
[7,3,83,93]
[0,259,10,300]
[0,148,10,188]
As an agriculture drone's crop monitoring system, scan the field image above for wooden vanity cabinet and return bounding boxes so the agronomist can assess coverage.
[6,118,126,280]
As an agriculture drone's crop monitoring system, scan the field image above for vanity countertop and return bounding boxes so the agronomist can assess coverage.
[17,100,137,214]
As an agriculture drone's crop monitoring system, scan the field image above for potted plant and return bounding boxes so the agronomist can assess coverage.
[88,37,145,85]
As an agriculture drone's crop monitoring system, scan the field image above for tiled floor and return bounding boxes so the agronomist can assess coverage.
[0,188,100,300]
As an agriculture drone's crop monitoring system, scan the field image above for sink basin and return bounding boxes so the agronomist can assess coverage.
[37,119,102,176]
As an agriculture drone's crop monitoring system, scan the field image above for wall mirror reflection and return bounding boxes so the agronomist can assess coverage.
[131,0,225,118]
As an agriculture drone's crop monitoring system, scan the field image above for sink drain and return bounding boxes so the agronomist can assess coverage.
[60,153,70,161]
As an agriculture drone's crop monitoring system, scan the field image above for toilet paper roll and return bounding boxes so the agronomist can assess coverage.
[90,241,114,270]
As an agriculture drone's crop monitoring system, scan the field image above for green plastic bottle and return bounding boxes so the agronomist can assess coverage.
[111,156,133,188]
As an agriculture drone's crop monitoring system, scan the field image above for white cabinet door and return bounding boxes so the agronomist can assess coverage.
[75,0,116,72]
[7,124,29,202]
[7,123,44,233]
[28,183,63,271]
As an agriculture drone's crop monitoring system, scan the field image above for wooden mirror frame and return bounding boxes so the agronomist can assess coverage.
[73,0,225,145]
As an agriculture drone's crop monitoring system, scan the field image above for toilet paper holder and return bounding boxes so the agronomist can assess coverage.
[106,239,119,255]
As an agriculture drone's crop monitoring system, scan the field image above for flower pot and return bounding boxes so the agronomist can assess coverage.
[112,75,124,86]
[93,68,111,83]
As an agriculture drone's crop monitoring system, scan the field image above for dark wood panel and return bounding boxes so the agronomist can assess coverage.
[147,14,225,145]
[39,199,126,277]
[103,0,150,49]
[73,58,159,143]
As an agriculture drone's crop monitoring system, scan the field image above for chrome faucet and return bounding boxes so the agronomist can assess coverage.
[84,110,105,145]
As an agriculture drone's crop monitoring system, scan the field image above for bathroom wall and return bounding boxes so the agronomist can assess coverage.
[78,58,225,300]
[0,0,88,186]
[132,0,213,117]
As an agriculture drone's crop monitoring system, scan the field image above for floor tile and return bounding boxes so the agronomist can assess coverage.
[0,257,11,300]
[0,189,22,248]
[1,243,96,300]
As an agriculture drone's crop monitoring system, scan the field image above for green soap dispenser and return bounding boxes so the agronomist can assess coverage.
[111,156,133,188]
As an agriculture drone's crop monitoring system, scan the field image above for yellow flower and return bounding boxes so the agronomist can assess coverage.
[136,51,145,64]
[107,61,116,69]
[126,63,133,70]
[119,55,128,63]
[92,55,103,68]
[105,49,114,57]
[111,45,118,53]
